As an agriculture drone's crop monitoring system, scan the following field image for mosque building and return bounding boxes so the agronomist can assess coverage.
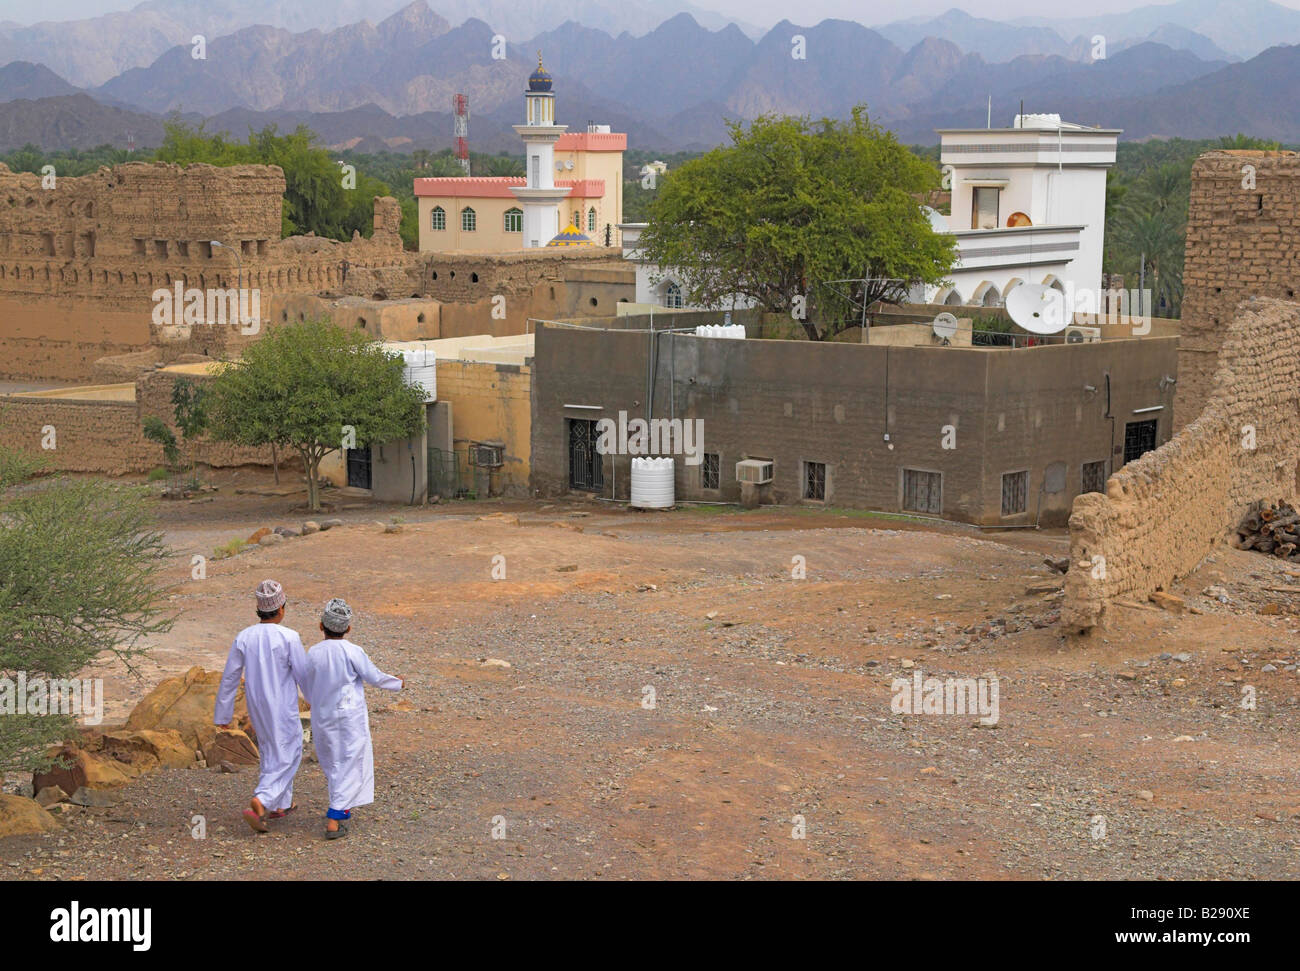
[414,54,626,253]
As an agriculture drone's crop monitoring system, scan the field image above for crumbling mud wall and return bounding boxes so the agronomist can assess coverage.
[1064,299,1300,628]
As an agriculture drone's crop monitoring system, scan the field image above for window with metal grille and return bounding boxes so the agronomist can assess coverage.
[587,207,597,231]
[1124,419,1158,463]
[1081,460,1107,494]
[903,469,941,514]
[461,207,476,232]
[1002,470,1028,515]
[430,206,445,231]
[803,461,826,501]
[504,208,522,233]
[701,452,719,490]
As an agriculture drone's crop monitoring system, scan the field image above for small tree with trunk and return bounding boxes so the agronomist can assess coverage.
[207,318,426,512]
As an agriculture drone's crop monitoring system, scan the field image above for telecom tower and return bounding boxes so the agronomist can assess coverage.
[453,94,470,176]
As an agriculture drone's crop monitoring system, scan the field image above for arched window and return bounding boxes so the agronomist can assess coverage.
[665,281,683,309]
[461,207,476,232]
[587,207,597,232]
[504,208,523,233]
[430,206,446,231]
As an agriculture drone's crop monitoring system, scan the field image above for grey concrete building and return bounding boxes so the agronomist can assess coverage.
[529,313,1179,526]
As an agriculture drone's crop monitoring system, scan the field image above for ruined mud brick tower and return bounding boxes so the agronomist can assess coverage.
[1176,150,1300,430]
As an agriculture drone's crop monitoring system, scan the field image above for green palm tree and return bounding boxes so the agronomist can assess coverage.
[1113,203,1184,318]
[475,154,525,177]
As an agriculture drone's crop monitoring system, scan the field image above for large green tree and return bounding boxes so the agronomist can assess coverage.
[0,449,173,773]
[638,107,955,339]
[207,319,427,511]
[154,121,396,241]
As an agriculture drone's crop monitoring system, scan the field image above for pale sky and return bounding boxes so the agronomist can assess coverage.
[5,0,1300,26]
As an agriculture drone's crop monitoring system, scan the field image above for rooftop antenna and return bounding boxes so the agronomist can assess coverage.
[1019,99,1024,128]
[453,93,470,176]
[986,95,991,129]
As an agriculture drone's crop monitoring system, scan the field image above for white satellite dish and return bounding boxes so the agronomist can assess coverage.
[932,312,958,341]
[1006,283,1069,335]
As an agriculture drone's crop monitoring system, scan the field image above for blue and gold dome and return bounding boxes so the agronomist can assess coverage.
[528,51,552,92]
[547,222,592,247]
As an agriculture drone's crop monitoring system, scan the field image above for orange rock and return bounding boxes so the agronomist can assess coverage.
[0,795,60,837]
[126,666,246,751]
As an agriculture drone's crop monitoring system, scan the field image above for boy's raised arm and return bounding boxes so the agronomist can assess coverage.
[352,645,402,692]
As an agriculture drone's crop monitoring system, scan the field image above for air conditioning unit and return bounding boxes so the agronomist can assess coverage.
[469,442,504,468]
[1064,326,1102,344]
[736,459,774,484]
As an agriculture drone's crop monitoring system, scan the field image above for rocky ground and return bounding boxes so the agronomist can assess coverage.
[4,468,1300,880]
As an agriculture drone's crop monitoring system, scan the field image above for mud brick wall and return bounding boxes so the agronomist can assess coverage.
[1064,299,1300,629]
[0,368,275,475]
[1176,151,1300,431]
[0,397,154,474]
[0,160,414,382]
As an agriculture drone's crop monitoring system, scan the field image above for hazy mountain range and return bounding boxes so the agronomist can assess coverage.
[2,1,1300,153]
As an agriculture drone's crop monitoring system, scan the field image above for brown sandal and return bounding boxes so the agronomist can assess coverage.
[243,808,269,833]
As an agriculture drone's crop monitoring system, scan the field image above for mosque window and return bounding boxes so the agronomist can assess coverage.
[430,206,446,231]
[461,207,476,232]
[504,208,523,233]
[587,207,596,232]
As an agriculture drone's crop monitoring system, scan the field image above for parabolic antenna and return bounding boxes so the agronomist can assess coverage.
[1006,283,1068,335]
[932,312,958,341]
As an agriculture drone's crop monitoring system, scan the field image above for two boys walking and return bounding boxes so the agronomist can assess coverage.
[213,579,403,840]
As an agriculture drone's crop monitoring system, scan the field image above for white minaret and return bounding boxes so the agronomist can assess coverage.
[511,52,571,249]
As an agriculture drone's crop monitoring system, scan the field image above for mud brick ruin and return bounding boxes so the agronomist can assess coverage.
[0,160,626,383]
[1065,151,1300,629]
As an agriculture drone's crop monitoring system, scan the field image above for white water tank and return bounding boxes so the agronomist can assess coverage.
[630,457,675,509]
[693,324,746,339]
[400,348,437,402]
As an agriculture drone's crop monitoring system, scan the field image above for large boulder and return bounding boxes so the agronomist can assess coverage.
[0,795,60,838]
[126,666,246,751]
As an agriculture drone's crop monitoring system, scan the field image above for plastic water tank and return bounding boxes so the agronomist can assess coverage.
[400,348,437,402]
[693,324,745,339]
[630,457,675,509]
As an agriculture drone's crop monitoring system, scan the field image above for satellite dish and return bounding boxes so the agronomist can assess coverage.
[1006,283,1069,335]
[932,312,958,341]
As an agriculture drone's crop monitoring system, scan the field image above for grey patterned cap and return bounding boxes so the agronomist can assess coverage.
[321,597,353,634]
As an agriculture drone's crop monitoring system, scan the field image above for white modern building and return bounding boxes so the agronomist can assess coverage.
[619,112,1118,316]
[925,114,1119,308]
[616,222,757,313]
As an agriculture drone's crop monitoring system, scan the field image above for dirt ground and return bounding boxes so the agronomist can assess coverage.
[5,467,1300,880]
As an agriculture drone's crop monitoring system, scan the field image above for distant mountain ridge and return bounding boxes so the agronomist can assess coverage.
[0,0,763,89]
[5,3,1300,154]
